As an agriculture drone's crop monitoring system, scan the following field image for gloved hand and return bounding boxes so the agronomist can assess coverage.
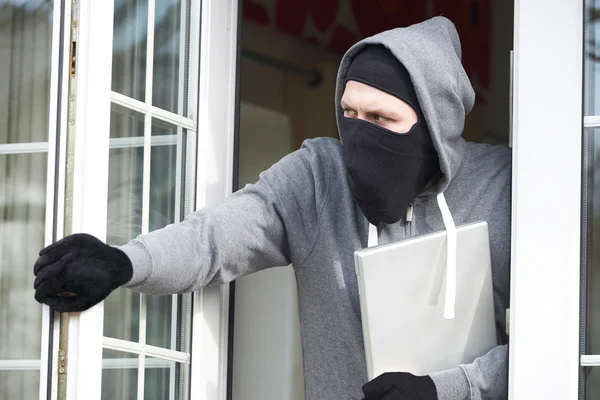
[362,372,438,400]
[33,233,133,313]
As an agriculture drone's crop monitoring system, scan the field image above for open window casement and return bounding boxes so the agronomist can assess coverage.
[24,0,240,399]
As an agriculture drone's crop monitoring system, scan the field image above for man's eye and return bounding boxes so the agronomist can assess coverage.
[343,108,357,117]
[373,115,391,123]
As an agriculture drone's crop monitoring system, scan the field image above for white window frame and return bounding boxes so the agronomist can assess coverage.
[60,0,115,397]
[509,0,583,399]
[189,0,239,399]
[38,0,240,399]
[38,0,74,397]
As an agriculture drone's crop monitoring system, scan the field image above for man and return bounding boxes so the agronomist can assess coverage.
[34,17,511,400]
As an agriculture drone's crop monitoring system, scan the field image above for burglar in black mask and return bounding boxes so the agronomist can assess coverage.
[34,17,511,400]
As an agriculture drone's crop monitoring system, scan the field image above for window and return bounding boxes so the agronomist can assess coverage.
[100,0,199,397]
[0,0,239,398]
[53,0,239,397]
[0,1,56,398]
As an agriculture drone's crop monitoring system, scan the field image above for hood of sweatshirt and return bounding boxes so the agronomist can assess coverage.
[335,16,475,196]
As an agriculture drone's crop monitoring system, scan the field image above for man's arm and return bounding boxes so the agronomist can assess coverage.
[34,140,328,309]
[430,344,508,400]
[361,345,507,400]
[119,140,327,295]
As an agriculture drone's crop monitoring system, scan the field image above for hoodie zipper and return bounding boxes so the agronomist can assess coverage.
[405,203,416,237]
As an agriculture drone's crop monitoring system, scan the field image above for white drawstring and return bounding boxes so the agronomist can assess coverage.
[366,193,456,320]
[368,223,378,247]
[436,192,456,320]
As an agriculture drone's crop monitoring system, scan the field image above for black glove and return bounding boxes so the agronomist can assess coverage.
[362,372,438,400]
[33,233,133,313]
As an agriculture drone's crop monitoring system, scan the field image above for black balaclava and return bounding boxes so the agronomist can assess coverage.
[339,45,439,227]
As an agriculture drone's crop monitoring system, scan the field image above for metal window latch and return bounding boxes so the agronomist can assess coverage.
[58,350,67,374]
[70,41,77,77]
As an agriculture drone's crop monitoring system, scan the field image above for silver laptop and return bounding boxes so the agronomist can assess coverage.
[355,221,497,380]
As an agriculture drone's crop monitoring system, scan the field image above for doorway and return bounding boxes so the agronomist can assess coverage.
[231,1,514,399]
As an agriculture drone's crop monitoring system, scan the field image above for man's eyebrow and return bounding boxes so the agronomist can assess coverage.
[340,100,401,119]
[365,107,401,119]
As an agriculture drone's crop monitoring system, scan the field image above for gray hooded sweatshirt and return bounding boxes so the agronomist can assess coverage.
[120,17,511,400]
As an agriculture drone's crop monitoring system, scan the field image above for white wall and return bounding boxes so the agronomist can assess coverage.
[231,102,305,400]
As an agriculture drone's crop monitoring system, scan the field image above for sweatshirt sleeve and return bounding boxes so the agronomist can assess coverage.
[119,139,329,295]
[430,344,508,400]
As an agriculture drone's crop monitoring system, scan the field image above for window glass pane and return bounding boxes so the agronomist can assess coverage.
[145,121,176,349]
[112,0,148,101]
[102,349,138,400]
[0,370,40,400]
[110,103,145,139]
[145,357,189,399]
[585,367,600,398]
[588,0,600,115]
[146,293,192,351]
[104,104,145,342]
[0,152,47,360]
[0,152,46,400]
[0,1,53,144]
[149,120,178,232]
[585,128,600,356]
[144,358,173,399]
[152,0,189,115]
[146,293,173,349]
[146,119,191,351]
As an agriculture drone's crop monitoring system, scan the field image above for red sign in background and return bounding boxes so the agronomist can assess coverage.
[243,0,491,99]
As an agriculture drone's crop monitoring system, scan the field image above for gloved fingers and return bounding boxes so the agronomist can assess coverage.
[36,278,100,313]
[38,233,101,258]
[363,386,405,400]
[363,373,404,397]
[38,235,75,256]
[34,252,73,289]
[37,292,86,313]
[34,247,73,275]
[380,385,409,400]
[34,273,81,300]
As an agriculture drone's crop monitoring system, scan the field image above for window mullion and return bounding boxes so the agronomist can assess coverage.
[137,1,156,397]
[0,142,49,155]
[112,91,196,130]
[177,0,188,118]
[102,338,189,363]
[0,360,41,370]
[169,294,179,400]
[582,355,600,367]
[137,293,147,400]
[584,116,600,128]
[111,91,148,116]
[150,106,196,130]
[108,134,178,149]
